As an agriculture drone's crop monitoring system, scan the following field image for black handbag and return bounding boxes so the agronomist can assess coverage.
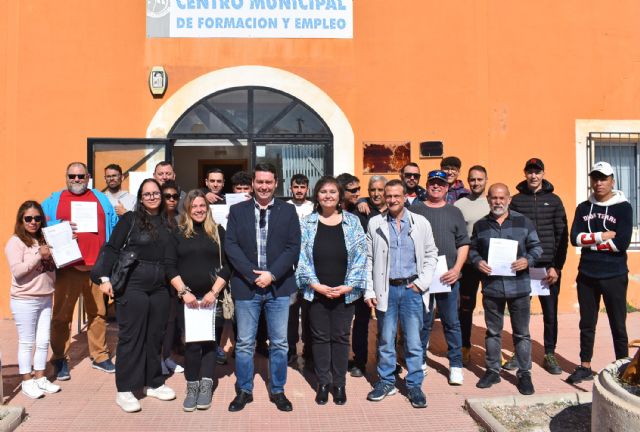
[92,218,137,297]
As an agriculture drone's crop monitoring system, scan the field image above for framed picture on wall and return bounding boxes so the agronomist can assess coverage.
[362,141,411,174]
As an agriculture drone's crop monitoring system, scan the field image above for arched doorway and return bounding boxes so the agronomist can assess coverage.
[168,86,333,196]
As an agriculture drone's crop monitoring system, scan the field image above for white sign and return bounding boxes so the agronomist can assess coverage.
[184,302,216,343]
[71,202,98,233]
[210,204,229,229]
[147,0,353,39]
[128,172,154,199]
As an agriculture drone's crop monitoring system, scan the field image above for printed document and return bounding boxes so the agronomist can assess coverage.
[487,238,518,276]
[429,255,452,294]
[226,193,250,206]
[42,222,83,268]
[529,267,550,296]
[71,201,98,232]
[184,302,216,343]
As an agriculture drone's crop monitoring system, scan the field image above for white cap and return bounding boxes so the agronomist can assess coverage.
[589,161,614,177]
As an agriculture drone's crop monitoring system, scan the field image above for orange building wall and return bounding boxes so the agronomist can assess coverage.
[1,1,639,318]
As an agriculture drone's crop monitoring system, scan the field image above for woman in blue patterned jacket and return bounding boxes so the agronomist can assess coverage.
[296,175,367,406]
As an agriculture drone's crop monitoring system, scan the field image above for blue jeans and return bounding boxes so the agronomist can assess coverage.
[421,282,463,368]
[376,284,424,389]
[234,291,290,394]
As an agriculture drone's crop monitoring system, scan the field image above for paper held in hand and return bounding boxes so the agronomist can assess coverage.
[487,238,518,276]
[430,255,452,294]
[184,301,216,343]
[71,201,98,233]
[225,193,250,206]
[210,204,229,229]
[42,222,83,268]
[529,267,550,296]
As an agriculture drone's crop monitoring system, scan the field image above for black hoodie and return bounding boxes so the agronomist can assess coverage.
[511,179,568,269]
[570,190,633,278]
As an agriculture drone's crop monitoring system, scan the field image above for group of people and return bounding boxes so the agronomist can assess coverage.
[4,154,632,412]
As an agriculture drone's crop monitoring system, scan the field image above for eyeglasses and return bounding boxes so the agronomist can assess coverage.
[142,191,161,199]
[403,173,421,179]
[67,174,86,180]
[105,174,121,179]
[259,208,267,229]
[345,186,361,193]
[23,215,43,223]
[163,193,179,201]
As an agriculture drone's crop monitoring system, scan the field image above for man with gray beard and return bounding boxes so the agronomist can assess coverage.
[468,183,542,395]
[42,162,118,381]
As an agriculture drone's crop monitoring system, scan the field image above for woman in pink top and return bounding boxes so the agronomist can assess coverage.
[4,200,60,399]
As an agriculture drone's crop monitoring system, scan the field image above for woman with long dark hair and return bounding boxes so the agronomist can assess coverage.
[93,178,174,413]
[5,200,60,399]
[166,189,230,411]
[296,176,367,405]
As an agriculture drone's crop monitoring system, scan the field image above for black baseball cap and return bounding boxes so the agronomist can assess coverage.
[524,158,544,171]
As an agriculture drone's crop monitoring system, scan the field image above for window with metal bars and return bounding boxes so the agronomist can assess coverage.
[586,132,640,248]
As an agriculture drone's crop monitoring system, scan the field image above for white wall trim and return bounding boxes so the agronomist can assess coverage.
[146,65,354,174]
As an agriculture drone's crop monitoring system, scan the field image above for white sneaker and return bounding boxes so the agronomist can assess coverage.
[449,366,464,385]
[22,379,45,399]
[144,384,176,401]
[421,362,429,377]
[116,391,141,413]
[35,377,61,394]
[173,364,184,373]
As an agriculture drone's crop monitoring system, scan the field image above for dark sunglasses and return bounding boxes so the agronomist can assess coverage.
[345,186,361,193]
[163,193,180,201]
[24,215,43,223]
[403,173,421,179]
[67,174,86,180]
[259,208,267,229]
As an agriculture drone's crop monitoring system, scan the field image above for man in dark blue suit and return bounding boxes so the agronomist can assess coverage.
[225,163,301,412]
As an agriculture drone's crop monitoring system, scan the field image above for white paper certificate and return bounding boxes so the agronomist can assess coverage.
[429,255,452,294]
[226,193,250,206]
[529,267,550,296]
[184,302,216,343]
[42,222,83,268]
[487,238,518,276]
[210,204,229,230]
[71,201,98,233]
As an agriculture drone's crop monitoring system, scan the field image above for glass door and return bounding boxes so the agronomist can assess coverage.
[87,138,173,195]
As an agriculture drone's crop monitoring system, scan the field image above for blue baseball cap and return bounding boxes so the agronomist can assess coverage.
[427,170,448,183]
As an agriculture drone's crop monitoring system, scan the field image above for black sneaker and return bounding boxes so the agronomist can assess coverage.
[516,374,535,395]
[543,353,562,375]
[476,371,501,389]
[566,366,594,384]
[349,363,365,378]
[406,387,427,408]
[501,355,518,371]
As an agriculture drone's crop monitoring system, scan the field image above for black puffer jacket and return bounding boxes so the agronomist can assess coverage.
[510,179,568,269]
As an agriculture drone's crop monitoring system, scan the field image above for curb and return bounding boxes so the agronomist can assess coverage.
[0,406,25,432]
[465,392,592,432]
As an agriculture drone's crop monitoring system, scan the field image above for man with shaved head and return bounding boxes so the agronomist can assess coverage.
[468,183,542,395]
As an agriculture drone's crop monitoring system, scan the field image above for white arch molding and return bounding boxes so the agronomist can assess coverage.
[146,65,354,175]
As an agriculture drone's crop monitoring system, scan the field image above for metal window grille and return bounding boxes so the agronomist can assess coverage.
[587,132,640,248]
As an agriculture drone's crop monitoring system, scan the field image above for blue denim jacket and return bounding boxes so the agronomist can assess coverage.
[296,211,367,304]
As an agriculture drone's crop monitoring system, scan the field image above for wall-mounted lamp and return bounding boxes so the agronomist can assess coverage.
[149,66,167,97]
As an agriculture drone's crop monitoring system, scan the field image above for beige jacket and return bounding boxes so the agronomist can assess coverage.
[365,210,438,312]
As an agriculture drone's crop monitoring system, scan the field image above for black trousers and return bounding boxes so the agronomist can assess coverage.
[115,262,169,392]
[351,296,370,367]
[287,292,311,357]
[577,273,629,362]
[459,263,482,348]
[309,296,355,387]
[536,271,561,354]
[184,341,217,381]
